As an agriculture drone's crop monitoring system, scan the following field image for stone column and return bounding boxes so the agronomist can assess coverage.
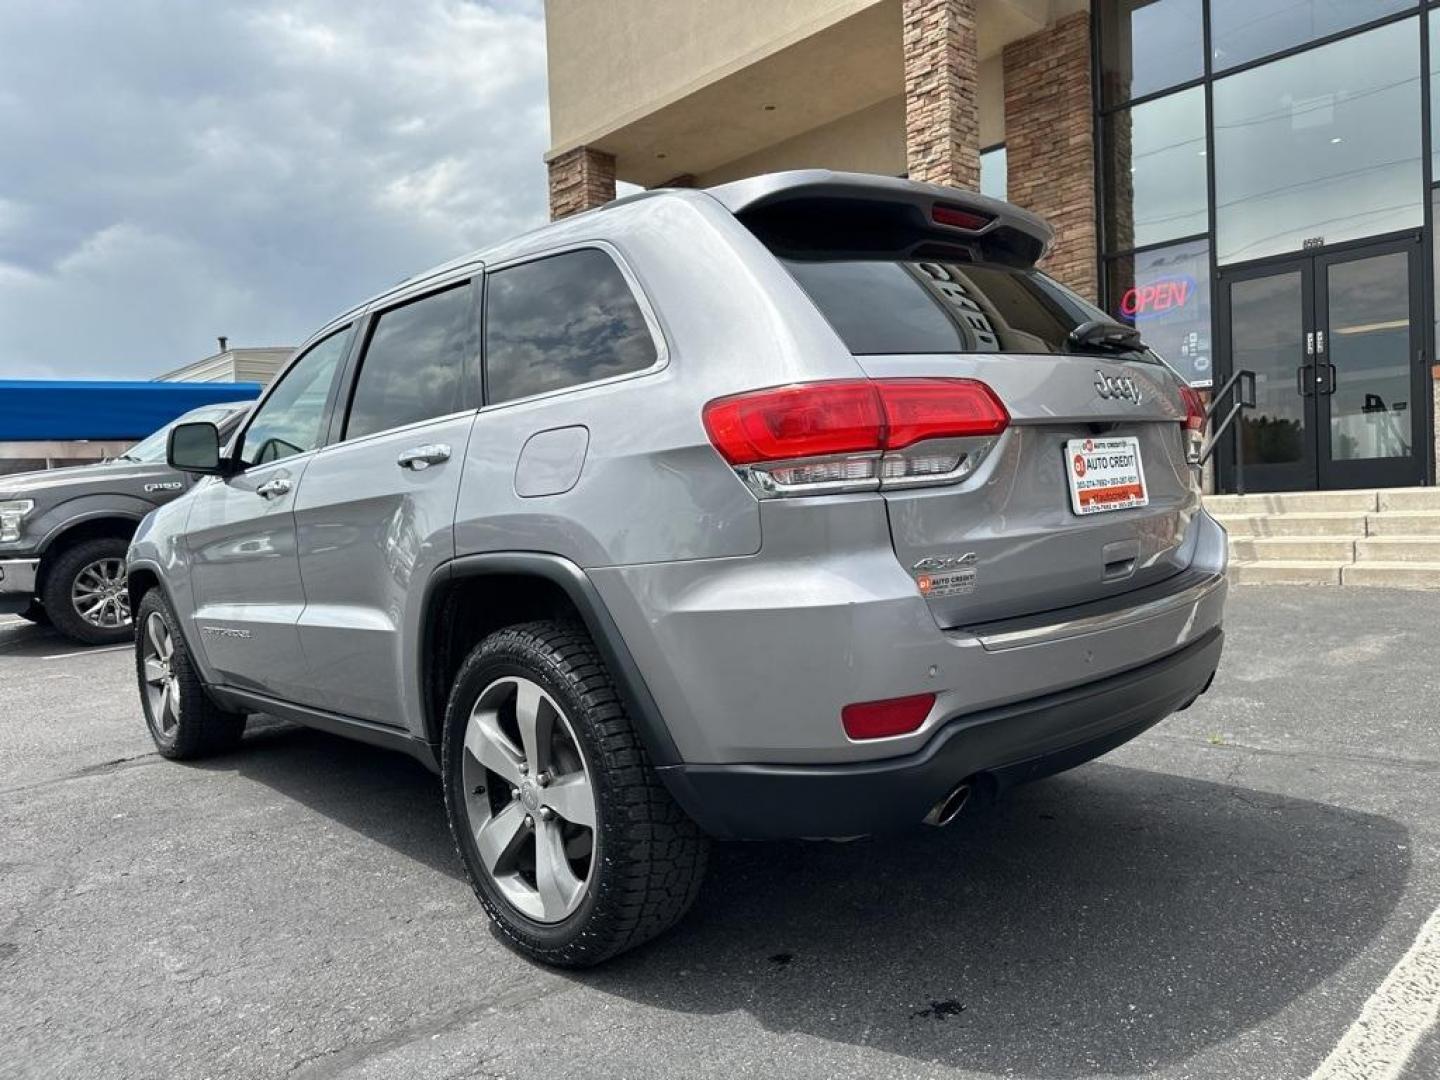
[547,146,616,221]
[1003,11,1100,301]
[903,0,980,190]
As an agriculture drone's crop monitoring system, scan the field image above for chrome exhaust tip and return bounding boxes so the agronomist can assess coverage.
[923,783,972,828]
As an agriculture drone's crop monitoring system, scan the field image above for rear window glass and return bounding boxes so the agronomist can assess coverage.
[484,249,658,404]
[784,259,1157,362]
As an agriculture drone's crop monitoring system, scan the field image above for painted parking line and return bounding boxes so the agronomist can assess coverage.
[38,644,132,660]
[1310,903,1440,1080]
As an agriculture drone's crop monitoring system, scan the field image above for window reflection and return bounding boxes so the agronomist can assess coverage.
[1104,85,1209,252]
[1099,0,1204,105]
[1213,19,1422,265]
[240,330,348,467]
[1107,239,1213,386]
[980,145,1007,201]
[1232,272,1308,467]
[1211,0,1415,73]
[485,249,658,404]
[1326,252,1412,462]
[346,284,471,440]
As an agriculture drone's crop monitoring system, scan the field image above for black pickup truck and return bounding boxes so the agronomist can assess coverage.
[0,400,253,644]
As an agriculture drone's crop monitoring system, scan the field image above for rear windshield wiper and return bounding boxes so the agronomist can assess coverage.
[1067,319,1147,355]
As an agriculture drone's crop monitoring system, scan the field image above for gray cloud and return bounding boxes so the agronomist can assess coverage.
[0,0,549,378]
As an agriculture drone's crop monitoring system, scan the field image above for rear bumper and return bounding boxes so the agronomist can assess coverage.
[590,501,1228,765]
[0,557,40,613]
[658,627,1222,839]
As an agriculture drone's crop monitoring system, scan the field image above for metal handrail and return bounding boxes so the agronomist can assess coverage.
[1198,369,1256,494]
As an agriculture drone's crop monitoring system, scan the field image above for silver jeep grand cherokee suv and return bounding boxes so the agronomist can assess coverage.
[129,171,1226,966]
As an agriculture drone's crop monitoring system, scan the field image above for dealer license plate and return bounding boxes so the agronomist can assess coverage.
[1065,436,1148,515]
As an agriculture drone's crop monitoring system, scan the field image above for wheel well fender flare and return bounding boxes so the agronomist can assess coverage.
[36,511,146,567]
[124,559,207,681]
[420,552,681,767]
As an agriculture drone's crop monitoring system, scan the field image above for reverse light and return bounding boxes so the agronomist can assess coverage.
[0,500,34,544]
[1179,386,1206,465]
[842,693,936,740]
[702,379,1009,498]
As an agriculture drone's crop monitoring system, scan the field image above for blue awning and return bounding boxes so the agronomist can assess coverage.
[0,381,262,441]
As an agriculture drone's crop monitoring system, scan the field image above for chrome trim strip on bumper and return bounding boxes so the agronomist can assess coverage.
[970,570,1226,652]
[0,557,40,595]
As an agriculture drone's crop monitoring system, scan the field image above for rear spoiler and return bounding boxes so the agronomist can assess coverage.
[705,170,1052,269]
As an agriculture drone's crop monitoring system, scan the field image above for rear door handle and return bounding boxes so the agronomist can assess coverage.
[397,443,451,471]
[255,477,292,499]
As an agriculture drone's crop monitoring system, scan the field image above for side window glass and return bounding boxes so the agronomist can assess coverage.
[239,329,349,467]
[485,249,658,404]
[344,282,473,440]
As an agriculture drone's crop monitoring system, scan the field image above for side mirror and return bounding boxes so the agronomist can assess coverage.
[167,421,227,475]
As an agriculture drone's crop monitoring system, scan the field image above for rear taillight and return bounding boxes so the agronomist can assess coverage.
[702,379,1009,498]
[1179,386,1206,465]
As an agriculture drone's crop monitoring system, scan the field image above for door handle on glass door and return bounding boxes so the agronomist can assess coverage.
[256,477,292,499]
[397,444,452,471]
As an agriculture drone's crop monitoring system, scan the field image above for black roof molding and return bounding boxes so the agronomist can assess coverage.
[706,169,1053,268]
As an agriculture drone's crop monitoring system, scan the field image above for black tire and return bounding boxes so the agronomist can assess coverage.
[18,602,49,626]
[442,620,708,967]
[42,536,133,645]
[134,588,247,759]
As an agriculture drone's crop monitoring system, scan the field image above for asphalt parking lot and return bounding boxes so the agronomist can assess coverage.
[2,585,1438,1080]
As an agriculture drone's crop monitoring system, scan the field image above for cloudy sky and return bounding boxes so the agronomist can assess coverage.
[0,0,550,379]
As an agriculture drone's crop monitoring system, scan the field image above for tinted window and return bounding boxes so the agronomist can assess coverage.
[980,145,1007,201]
[239,329,348,467]
[1211,0,1413,72]
[485,249,658,404]
[785,259,1157,362]
[1103,85,1209,252]
[1099,0,1204,105]
[1213,19,1422,264]
[1106,238,1213,386]
[346,283,473,440]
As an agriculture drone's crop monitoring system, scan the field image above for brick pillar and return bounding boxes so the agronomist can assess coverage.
[903,0,980,190]
[547,146,616,221]
[1432,368,1440,482]
[1003,11,1099,300]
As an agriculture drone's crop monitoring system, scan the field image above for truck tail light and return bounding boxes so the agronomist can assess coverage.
[702,379,1009,498]
[841,693,936,740]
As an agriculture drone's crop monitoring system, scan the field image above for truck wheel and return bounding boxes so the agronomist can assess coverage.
[18,602,49,626]
[442,620,708,967]
[42,536,134,645]
[134,589,247,759]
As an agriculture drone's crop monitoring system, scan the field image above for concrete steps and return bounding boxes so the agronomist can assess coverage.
[1209,486,1440,589]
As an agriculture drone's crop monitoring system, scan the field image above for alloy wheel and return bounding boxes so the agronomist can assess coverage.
[140,611,181,736]
[71,557,131,629]
[461,676,597,923]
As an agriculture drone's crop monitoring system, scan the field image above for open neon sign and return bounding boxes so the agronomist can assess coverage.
[1119,275,1196,321]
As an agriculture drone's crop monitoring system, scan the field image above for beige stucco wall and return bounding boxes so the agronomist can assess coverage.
[686,52,1002,187]
[546,0,1059,182]
[694,96,907,185]
[546,0,885,153]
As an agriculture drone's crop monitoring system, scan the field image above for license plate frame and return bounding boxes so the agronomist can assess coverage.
[1065,436,1149,515]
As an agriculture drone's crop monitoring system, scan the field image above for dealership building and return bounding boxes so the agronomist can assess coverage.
[543,0,1440,495]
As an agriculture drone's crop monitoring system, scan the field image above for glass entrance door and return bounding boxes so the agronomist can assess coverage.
[1216,237,1425,492]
